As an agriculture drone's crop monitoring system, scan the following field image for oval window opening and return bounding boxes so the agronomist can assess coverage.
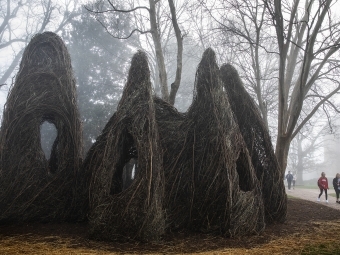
[122,157,138,190]
[40,121,57,160]
[236,150,254,192]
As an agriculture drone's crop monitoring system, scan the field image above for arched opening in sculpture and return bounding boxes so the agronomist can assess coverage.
[235,150,255,192]
[110,132,139,194]
[40,121,57,161]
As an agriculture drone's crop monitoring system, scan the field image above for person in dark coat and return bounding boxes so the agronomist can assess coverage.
[332,173,340,204]
[285,171,294,191]
[292,174,297,189]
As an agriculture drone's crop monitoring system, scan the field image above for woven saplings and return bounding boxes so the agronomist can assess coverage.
[0,32,83,222]
[220,63,287,223]
[158,48,265,236]
[83,51,165,242]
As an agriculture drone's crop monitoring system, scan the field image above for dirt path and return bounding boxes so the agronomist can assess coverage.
[286,186,340,210]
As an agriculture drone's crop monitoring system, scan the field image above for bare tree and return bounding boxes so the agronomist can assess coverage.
[167,0,183,105]
[288,123,326,184]
[86,0,184,104]
[194,0,279,129]
[0,0,80,87]
[264,0,340,172]
[198,0,340,173]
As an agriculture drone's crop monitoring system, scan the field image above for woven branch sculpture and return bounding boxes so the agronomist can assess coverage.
[0,32,83,222]
[82,51,165,242]
[0,31,287,242]
[220,64,287,223]
[156,49,267,236]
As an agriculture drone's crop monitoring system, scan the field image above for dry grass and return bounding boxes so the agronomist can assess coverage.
[2,196,340,255]
[0,220,339,254]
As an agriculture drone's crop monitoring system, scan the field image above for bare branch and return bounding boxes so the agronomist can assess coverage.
[96,17,151,39]
[292,84,340,138]
[0,39,26,50]
[85,2,150,14]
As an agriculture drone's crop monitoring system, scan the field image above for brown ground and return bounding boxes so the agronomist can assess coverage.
[0,197,339,254]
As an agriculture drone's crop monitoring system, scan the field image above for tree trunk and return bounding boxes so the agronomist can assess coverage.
[275,134,291,177]
[271,0,290,175]
[296,137,303,185]
[149,0,169,102]
[0,49,24,85]
[168,0,183,106]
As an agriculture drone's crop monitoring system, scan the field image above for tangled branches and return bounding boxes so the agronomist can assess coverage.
[220,64,287,223]
[86,48,285,241]
[0,32,286,242]
[157,49,266,236]
[0,32,83,222]
[83,51,165,242]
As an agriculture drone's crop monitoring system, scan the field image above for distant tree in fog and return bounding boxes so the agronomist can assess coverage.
[63,6,136,152]
[288,124,326,184]
[0,0,80,87]
[85,0,186,105]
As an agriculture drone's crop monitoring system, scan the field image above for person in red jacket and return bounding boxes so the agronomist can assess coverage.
[317,172,329,203]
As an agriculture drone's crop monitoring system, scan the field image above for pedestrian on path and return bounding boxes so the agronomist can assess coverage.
[332,173,340,204]
[286,171,294,191]
[292,174,296,189]
[317,172,329,203]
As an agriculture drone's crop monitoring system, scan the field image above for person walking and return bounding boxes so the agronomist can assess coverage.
[332,173,340,204]
[286,171,294,191]
[317,172,329,203]
[292,174,297,189]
